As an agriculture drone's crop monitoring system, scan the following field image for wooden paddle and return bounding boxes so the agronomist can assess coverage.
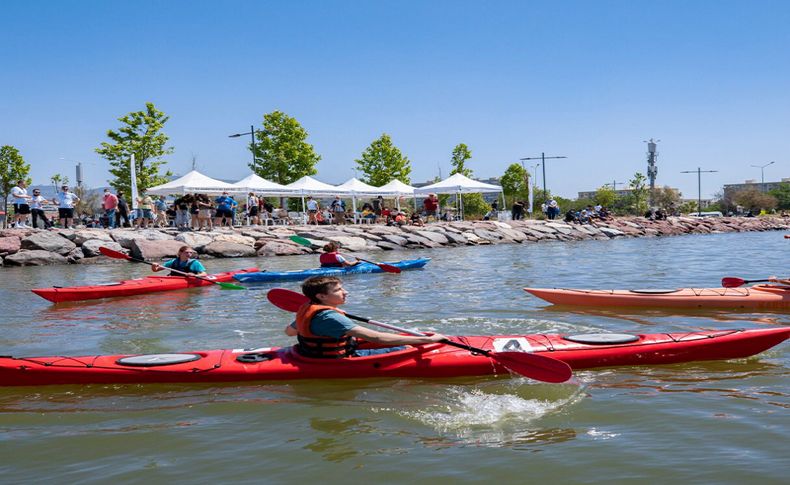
[721,277,774,288]
[266,288,573,384]
[99,246,247,290]
[288,235,402,274]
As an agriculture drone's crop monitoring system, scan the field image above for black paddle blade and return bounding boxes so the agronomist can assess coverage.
[491,351,573,383]
[268,288,310,312]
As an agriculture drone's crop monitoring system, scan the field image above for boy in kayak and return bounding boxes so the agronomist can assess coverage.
[768,276,790,286]
[151,246,208,277]
[284,276,445,357]
[320,242,362,268]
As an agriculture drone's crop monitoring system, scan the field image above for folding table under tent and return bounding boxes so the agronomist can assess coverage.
[146,170,237,195]
[413,173,504,220]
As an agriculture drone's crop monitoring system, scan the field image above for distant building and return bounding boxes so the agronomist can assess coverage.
[723,178,790,198]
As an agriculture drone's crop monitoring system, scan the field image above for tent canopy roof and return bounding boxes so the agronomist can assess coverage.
[231,173,297,196]
[284,175,340,195]
[414,173,503,194]
[377,179,416,196]
[146,170,237,195]
[334,177,385,196]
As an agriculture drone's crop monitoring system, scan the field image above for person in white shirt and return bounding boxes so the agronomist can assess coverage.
[247,192,260,226]
[53,185,80,228]
[10,180,31,228]
[29,188,51,229]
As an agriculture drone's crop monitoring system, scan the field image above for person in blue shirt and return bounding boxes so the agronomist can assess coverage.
[214,191,238,227]
[284,276,445,357]
[151,246,207,277]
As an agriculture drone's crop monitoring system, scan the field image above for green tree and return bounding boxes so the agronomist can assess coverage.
[652,186,682,210]
[594,185,617,208]
[733,188,777,213]
[769,182,790,210]
[450,143,473,177]
[251,110,321,185]
[355,134,411,186]
[95,102,174,195]
[0,145,31,228]
[500,163,529,205]
[628,172,649,215]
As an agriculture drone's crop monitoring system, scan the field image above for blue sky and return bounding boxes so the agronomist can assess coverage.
[2,0,788,198]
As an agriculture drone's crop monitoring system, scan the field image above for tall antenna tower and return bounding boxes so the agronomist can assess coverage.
[645,138,659,206]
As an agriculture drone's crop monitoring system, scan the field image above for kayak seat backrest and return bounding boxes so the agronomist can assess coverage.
[116,354,202,367]
[628,289,682,294]
[564,333,640,345]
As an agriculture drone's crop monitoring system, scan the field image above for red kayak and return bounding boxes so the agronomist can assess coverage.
[1,327,786,387]
[31,267,259,303]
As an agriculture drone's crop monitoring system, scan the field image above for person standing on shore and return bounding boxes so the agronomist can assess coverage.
[103,188,118,229]
[10,180,31,228]
[511,200,524,221]
[29,188,51,229]
[53,184,79,229]
[330,196,346,225]
[116,190,130,228]
[214,191,237,228]
[306,196,320,225]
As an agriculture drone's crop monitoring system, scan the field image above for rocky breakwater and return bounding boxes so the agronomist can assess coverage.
[0,216,787,267]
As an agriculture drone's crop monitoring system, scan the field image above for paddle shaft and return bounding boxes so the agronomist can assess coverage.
[99,246,242,288]
[343,311,504,357]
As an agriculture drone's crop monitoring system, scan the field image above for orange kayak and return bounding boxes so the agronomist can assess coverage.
[524,285,790,309]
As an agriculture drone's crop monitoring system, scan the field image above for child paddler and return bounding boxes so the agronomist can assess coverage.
[284,276,445,357]
[151,245,208,277]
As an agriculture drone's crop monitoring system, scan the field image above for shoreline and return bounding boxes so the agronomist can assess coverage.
[1,216,788,267]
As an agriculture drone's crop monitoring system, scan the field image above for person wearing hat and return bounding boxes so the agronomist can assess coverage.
[52,185,80,229]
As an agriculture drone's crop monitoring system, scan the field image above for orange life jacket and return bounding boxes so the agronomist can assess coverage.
[295,303,355,358]
[319,252,343,268]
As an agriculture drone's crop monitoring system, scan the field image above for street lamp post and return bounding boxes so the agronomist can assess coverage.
[229,125,258,168]
[750,161,775,191]
[519,152,567,202]
[681,167,718,216]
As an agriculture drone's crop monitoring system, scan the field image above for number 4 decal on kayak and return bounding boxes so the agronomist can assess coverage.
[493,338,532,353]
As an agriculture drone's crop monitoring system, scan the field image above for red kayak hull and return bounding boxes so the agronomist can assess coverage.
[1,327,787,386]
[524,285,790,309]
[31,267,259,303]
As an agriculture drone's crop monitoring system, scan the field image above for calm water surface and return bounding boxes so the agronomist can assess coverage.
[0,231,788,483]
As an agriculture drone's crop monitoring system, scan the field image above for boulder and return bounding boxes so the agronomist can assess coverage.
[256,240,312,256]
[130,239,186,261]
[599,227,625,238]
[325,235,368,251]
[4,249,69,266]
[415,231,449,245]
[443,232,469,245]
[66,247,85,262]
[82,239,125,258]
[72,229,114,246]
[174,232,215,251]
[545,222,574,234]
[203,241,257,258]
[213,233,256,247]
[111,229,174,249]
[380,234,408,246]
[472,228,503,242]
[462,232,491,244]
[21,231,76,255]
[375,241,403,250]
[0,236,21,256]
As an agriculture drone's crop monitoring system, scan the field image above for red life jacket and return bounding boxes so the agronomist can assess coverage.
[295,303,355,358]
[319,252,343,268]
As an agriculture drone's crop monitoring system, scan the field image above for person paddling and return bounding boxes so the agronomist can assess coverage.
[768,275,790,286]
[319,242,362,268]
[151,245,207,277]
[284,276,445,357]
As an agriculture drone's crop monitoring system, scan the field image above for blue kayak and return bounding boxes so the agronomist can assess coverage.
[233,258,431,282]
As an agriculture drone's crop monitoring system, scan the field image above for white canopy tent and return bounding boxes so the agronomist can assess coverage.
[376,179,416,210]
[284,176,343,216]
[146,170,237,195]
[334,177,383,213]
[230,173,298,196]
[414,173,504,220]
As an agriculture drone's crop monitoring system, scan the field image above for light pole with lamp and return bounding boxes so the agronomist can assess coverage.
[681,167,718,216]
[228,125,259,169]
[750,161,775,191]
[519,152,567,203]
